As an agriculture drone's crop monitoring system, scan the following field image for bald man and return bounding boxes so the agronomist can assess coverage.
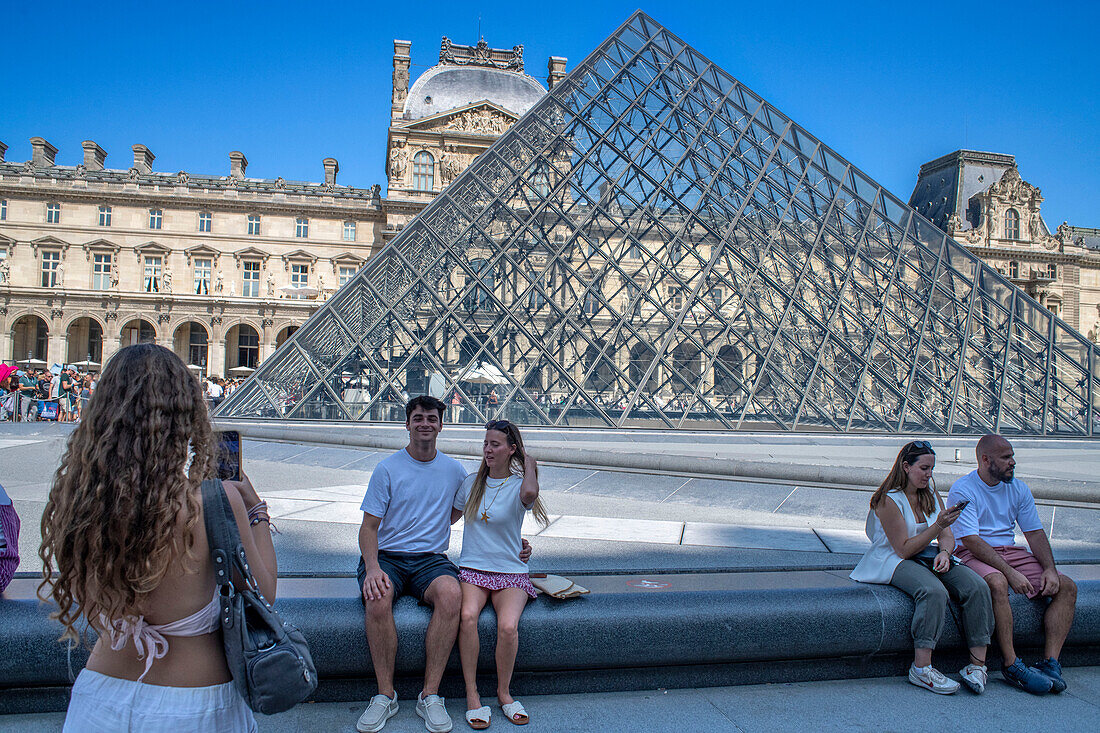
[946,435,1077,695]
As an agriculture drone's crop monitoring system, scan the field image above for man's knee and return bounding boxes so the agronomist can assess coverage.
[364,593,395,623]
[1059,575,1078,602]
[984,571,1009,598]
[426,577,462,617]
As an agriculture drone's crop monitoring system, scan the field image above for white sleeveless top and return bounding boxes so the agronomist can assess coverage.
[850,490,942,584]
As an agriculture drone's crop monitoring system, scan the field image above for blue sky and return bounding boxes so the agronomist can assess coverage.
[5,1,1097,226]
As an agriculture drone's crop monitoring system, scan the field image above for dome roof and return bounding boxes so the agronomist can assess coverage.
[404,65,546,120]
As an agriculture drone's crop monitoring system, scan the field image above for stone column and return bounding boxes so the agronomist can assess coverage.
[392,41,411,119]
[209,319,226,377]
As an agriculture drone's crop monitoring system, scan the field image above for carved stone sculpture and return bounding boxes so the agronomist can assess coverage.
[266,271,276,296]
[162,267,173,293]
[389,141,408,181]
[56,263,65,287]
[393,66,409,105]
[945,212,961,236]
[214,271,224,293]
[441,146,464,183]
[0,257,9,284]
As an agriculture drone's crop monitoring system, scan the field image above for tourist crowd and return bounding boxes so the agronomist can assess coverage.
[0,345,1079,732]
[0,366,96,423]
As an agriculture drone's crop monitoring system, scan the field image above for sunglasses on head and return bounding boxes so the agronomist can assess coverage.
[903,440,934,459]
[485,420,513,432]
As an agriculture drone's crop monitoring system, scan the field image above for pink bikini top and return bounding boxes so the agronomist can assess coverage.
[100,592,221,680]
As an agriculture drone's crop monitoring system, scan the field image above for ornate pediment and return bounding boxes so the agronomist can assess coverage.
[402,102,518,135]
[989,167,1041,206]
[185,244,222,266]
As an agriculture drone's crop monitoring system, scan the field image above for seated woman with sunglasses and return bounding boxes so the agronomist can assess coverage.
[851,440,993,695]
[453,420,550,729]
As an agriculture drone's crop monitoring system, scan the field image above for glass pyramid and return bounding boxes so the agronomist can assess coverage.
[218,11,1098,435]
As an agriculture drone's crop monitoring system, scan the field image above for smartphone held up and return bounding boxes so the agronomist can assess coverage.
[215,430,242,482]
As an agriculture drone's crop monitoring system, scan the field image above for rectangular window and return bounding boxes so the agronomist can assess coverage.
[338,265,358,287]
[93,253,112,290]
[41,251,61,287]
[149,209,163,229]
[198,212,212,232]
[46,202,61,224]
[143,256,162,292]
[238,329,259,369]
[343,221,356,241]
[98,205,112,226]
[0,199,6,220]
[668,285,683,310]
[290,263,309,297]
[247,214,261,236]
[193,257,212,294]
[1047,263,1057,280]
[295,217,309,238]
[242,261,260,297]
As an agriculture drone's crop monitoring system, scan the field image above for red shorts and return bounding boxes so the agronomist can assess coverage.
[954,545,1044,599]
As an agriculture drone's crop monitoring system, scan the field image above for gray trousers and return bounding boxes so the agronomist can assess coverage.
[890,559,993,649]
[18,393,35,421]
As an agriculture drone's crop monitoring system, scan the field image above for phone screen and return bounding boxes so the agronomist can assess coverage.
[954,500,970,512]
[215,430,242,482]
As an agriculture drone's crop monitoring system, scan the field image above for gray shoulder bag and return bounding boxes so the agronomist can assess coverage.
[201,478,317,715]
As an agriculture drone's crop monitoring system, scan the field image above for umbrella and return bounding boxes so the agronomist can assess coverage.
[464,362,510,385]
[17,358,48,368]
[227,366,255,377]
[72,360,101,371]
[186,364,205,374]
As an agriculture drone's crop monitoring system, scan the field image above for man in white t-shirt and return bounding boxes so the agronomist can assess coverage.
[947,434,1077,695]
[354,396,530,733]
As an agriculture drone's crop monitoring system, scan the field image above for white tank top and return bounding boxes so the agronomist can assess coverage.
[850,490,943,584]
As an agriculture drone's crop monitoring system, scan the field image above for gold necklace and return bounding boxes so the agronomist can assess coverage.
[479,475,510,522]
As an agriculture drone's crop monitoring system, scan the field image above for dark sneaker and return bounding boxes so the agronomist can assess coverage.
[1034,657,1067,693]
[1003,659,1054,694]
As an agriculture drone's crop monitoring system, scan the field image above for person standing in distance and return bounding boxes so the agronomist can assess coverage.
[948,434,1077,694]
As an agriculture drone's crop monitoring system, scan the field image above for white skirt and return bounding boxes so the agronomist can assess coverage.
[63,669,257,733]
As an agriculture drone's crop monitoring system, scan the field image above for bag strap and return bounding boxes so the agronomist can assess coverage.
[200,478,252,591]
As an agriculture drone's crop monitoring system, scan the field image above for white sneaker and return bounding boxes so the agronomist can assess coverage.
[416,692,453,733]
[908,664,960,694]
[357,694,399,733]
[959,663,988,694]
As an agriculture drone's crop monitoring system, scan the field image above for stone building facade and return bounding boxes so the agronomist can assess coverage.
[0,38,566,374]
[910,149,1100,341]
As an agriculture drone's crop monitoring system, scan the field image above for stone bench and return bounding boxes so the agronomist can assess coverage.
[3,566,1098,714]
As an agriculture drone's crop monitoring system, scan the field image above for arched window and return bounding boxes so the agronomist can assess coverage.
[1004,208,1020,240]
[413,151,435,192]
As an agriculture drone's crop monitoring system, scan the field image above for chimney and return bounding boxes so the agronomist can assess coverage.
[30,137,59,167]
[547,56,567,90]
[392,40,411,117]
[229,151,248,179]
[0,140,7,163]
[131,144,155,174]
[81,140,107,171]
[323,158,339,186]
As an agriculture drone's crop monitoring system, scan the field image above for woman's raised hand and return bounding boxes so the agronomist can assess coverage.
[523,452,538,473]
[935,504,962,529]
[222,472,260,508]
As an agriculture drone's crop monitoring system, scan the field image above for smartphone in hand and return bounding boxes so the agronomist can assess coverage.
[952,500,970,512]
[214,430,242,482]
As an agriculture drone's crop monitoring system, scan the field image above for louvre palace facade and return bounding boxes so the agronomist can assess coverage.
[0,38,566,375]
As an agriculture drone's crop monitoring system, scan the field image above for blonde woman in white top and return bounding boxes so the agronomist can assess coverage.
[453,420,550,729]
[851,440,993,695]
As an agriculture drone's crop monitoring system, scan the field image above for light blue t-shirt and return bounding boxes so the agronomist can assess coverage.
[360,449,468,555]
[947,470,1043,547]
[453,474,531,574]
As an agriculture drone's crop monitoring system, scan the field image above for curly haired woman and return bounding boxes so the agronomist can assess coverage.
[39,344,277,732]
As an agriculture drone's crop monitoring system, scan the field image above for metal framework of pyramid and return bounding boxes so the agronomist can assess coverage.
[218,11,1099,435]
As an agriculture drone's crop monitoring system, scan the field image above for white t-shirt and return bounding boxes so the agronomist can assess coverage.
[207,382,224,398]
[454,473,531,574]
[360,448,468,555]
[947,470,1043,547]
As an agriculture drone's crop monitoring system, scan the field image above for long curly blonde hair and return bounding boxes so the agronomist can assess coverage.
[39,344,214,642]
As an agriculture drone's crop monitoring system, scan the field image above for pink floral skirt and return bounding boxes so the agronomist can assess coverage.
[459,568,538,599]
